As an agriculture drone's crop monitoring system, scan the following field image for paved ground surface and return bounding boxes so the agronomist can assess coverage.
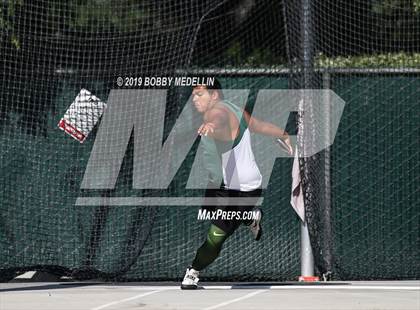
[1,281,419,310]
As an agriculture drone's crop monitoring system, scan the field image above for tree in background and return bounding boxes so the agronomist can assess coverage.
[1,0,420,134]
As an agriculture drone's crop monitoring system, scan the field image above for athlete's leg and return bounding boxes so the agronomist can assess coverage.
[191,224,229,271]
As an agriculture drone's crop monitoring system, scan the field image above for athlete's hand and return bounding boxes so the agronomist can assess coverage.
[198,123,215,136]
[284,137,293,155]
[276,137,293,155]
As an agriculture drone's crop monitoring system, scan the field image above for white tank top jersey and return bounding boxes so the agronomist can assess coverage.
[221,127,262,191]
[201,100,262,192]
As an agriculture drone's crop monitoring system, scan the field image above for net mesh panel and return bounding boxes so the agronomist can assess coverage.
[283,0,420,279]
[1,0,419,282]
[331,74,419,279]
[0,0,299,281]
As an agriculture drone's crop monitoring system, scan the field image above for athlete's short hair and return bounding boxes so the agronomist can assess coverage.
[194,76,224,100]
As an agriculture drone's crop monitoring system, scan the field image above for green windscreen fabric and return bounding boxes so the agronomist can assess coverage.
[1,74,419,281]
[1,77,302,281]
[331,75,419,279]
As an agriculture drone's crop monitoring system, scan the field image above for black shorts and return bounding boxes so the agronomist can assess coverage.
[203,186,262,235]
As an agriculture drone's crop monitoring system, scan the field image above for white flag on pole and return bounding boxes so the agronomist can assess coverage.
[291,149,305,222]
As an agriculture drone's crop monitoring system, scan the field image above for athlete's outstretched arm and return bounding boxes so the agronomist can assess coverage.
[243,110,293,154]
[243,110,288,138]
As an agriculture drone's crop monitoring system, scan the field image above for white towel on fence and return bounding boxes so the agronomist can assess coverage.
[291,149,305,222]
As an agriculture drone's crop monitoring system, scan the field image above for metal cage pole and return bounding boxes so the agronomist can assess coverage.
[299,0,316,281]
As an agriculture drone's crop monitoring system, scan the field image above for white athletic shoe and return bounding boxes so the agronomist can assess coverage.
[181,266,200,289]
[249,208,263,241]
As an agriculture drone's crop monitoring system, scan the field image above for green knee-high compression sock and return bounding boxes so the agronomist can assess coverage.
[191,224,228,271]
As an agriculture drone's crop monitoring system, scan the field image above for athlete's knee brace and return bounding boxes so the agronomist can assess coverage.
[191,224,228,271]
[206,224,228,254]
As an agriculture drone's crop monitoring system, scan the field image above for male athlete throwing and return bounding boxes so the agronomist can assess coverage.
[181,79,292,289]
